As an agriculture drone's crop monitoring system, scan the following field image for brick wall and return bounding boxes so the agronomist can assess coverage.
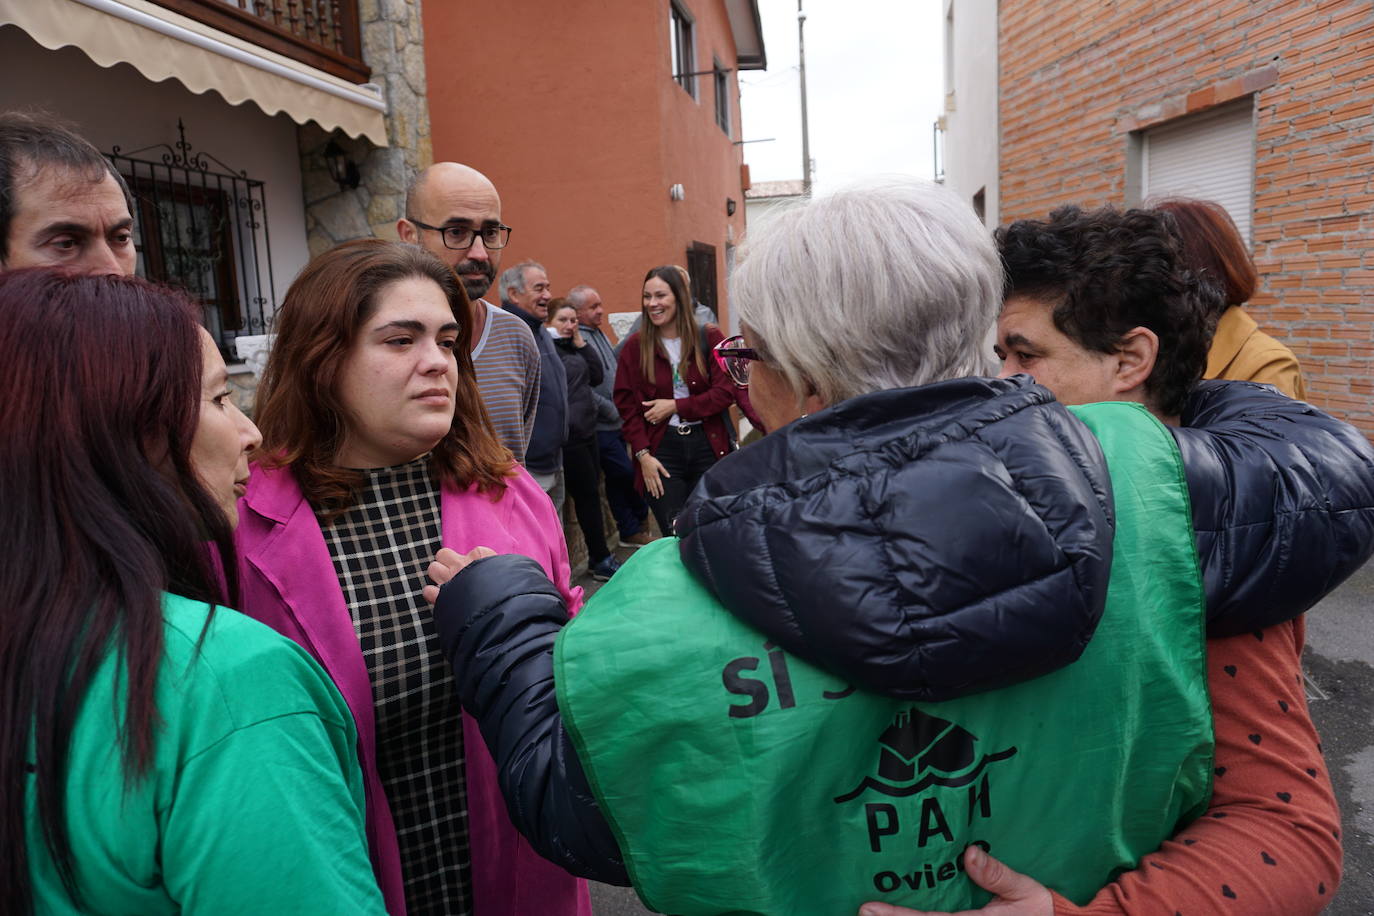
[999,0,1374,434]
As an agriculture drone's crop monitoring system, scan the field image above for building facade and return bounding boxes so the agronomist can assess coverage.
[944,0,1374,434]
[0,0,429,402]
[422,0,765,328]
[936,0,998,227]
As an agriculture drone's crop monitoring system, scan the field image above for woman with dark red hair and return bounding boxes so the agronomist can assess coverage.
[1,270,384,913]
[236,238,593,916]
[1155,197,1307,398]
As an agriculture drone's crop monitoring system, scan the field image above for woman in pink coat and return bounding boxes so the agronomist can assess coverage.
[235,239,591,916]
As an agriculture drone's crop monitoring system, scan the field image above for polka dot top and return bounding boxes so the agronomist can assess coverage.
[1052,617,1342,914]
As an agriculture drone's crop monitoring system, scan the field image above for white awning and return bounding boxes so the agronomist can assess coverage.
[724,0,766,70]
[0,0,388,145]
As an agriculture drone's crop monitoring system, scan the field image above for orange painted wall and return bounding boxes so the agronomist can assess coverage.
[422,0,750,333]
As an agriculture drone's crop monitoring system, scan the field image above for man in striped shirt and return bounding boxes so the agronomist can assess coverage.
[398,162,540,463]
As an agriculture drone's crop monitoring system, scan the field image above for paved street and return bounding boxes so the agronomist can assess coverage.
[1306,558,1374,915]
[577,554,1374,915]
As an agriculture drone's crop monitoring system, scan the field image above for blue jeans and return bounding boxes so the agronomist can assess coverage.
[596,429,648,536]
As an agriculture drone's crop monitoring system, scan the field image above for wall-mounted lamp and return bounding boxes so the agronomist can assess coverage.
[669,183,686,201]
[726,197,737,216]
[324,137,361,191]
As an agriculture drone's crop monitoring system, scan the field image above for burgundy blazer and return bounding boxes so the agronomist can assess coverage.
[613,324,736,488]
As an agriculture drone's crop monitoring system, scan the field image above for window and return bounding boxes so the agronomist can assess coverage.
[126,175,241,331]
[686,242,718,320]
[933,119,946,183]
[713,58,730,134]
[107,121,276,359]
[670,1,696,98]
[1140,100,1255,242]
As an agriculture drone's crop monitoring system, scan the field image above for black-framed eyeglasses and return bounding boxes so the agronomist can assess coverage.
[409,219,513,251]
[714,335,762,387]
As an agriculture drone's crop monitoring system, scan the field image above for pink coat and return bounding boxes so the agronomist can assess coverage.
[235,462,591,916]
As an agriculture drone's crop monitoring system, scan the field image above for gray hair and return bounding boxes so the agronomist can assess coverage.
[566,284,598,308]
[499,260,545,299]
[732,176,1000,407]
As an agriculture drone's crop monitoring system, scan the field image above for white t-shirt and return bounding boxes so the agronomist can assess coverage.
[661,337,691,427]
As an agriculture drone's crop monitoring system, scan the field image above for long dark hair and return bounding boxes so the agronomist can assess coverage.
[254,239,513,519]
[0,270,236,912]
[638,265,705,384]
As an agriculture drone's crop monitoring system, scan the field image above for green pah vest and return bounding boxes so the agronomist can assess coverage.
[556,402,1213,915]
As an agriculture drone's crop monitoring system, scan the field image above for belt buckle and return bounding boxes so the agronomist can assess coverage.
[675,423,694,436]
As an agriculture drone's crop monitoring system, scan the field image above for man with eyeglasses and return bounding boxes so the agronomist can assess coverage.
[398,162,540,464]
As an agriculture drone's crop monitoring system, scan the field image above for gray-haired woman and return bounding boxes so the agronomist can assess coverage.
[424,178,1373,915]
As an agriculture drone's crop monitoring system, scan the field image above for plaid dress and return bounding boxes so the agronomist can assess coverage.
[318,457,473,915]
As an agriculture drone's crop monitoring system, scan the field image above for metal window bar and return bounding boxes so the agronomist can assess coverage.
[106,119,275,360]
[227,0,343,51]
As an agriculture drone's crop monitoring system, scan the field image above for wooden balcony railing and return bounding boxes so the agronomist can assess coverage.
[149,0,370,83]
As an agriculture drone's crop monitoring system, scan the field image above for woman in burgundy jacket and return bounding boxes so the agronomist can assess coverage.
[614,265,737,535]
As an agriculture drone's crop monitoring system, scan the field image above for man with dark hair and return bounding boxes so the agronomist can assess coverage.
[994,205,1216,420]
[0,110,136,276]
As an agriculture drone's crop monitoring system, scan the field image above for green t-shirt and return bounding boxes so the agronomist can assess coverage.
[26,593,386,915]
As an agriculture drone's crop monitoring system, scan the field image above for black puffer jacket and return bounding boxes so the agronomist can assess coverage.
[432,375,1374,883]
[678,377,1374,696]
[552,334,604,442]
[676,376,1115,699]
[1175,379,1374,634]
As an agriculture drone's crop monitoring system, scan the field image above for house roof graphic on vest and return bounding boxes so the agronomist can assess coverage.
[834,708,1018,803]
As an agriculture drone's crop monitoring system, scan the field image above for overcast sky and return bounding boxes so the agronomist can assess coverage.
[739,0,944,193]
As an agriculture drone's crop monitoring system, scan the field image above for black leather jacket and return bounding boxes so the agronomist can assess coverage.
[432,376,1374,883]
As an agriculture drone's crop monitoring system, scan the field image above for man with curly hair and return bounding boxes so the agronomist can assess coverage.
[957,205,1348,916]
[994,205,1217,421]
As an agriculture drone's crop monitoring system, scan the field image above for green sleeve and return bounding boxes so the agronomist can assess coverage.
[159,710,386,914]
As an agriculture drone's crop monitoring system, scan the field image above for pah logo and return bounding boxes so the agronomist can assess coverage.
[835,707,1017,803]
[837,709,1017,868]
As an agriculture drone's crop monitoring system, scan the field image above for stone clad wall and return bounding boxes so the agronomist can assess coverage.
[230,0,429,413]
[299,0,432,258]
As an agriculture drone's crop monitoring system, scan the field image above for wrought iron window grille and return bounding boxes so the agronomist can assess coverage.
[107,119,276,359]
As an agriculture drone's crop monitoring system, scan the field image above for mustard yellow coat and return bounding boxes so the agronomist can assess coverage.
[1206,306,1307,399]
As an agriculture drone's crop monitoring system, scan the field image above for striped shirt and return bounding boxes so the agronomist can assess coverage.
[472,300,540,465]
